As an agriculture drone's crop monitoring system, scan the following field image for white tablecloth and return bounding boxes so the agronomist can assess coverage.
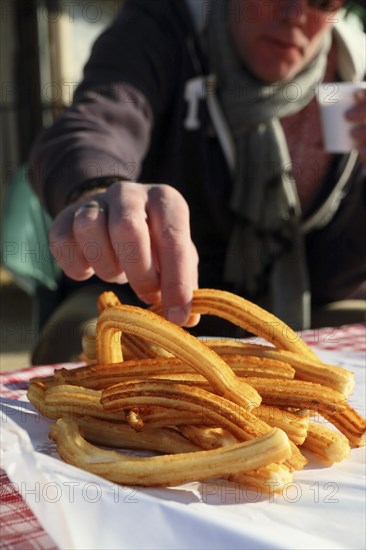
[1,325,365,550]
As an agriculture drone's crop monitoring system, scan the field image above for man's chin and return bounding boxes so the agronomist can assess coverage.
[255,62,305,85]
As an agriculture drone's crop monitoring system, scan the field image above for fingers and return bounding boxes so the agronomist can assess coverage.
[107,183,161,302]
[49,205,96,281]
[345,89,366,164]
[147,185,200,326]
[73,199,128,283]
[108,182,200,325]
[48,182,200,328]
[50,198,128,283]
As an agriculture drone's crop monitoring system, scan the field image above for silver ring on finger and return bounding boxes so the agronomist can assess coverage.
[74,200,107,217]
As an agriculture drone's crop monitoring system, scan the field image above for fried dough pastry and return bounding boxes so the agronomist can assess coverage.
[27,380,49,416]
[26,288,365,493]
[177,426,305,480]
[123,336,172,361]
[287,441,308,471]
[42,384,126,422]
[321,403,366,447]
[225,355,295,380]
[178,425,239,450]
[54,355,294,392]
[243,377,346,416]
[75,416,200,454]
[97,291,122,312]
[96,305,261,409]
[150,289,317,359]
[102,380,269,441]
[50,419,291,487]
[230,463,294,493]
[205,340,354,397]
[96,290,353,396]
[97,291,173,360]
[102,379,305,470]
[136,407,215,429]
[135,406,308,450]
[253,405,310,445]
[301,422,351,463]
[244,377,365,447]
[54,358,191,389]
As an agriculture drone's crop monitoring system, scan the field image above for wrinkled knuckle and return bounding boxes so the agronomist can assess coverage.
[115,215,143,236]
[110,181,145,202]
[151,184,188,207]
[160,225,186,251]
[73,215,95,235]
[153,183,173,197]
[164,280,191,302]
[108,180,129,198]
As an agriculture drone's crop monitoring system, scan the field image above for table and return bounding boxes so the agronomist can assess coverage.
[1,324,365,550]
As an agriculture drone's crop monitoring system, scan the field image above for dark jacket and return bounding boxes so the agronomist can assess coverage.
[29,0,366,324]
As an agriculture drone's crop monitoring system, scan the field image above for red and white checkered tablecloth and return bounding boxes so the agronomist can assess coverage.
[0,470,58,550]
[0,363,78,550]
[0,324,365,550]
[300,323,366,352]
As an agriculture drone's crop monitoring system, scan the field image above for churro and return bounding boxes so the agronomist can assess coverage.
[43,384,126,422]
[205,340,354,397]
[54,358,192,390]
[253,405,310,445]
[76,416,200,454]
[321,403,366,447]
[178,425,239,450]
[102,379,304,471]
[96,305,261,409]
[50,419,291,487]
[301,422,351,462]
[150,289,318,359]
[101,380,269,441]
[25,288,364,494]
[230,463,294,493]
[98,291,173,360]
[243,377,346,416]
[55,355,294,392]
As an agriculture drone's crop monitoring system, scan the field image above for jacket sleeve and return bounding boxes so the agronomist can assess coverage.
[28,0,181,216]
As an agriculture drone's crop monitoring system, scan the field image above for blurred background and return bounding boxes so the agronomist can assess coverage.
[1,1,365,370]
[1,0,123,370]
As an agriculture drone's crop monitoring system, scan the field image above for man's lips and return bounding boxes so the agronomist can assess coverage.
[263,36,305,53]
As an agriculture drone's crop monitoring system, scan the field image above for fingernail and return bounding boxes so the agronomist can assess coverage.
[138,292,161,305]
[167,306,188,325]
[183,313,201,327]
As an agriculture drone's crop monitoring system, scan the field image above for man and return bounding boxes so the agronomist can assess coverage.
[29,0,366,363]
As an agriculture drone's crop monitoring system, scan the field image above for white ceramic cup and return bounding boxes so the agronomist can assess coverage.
[316,82,366,153]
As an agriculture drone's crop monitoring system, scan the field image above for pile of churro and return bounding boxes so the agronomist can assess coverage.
[27,289,365,491]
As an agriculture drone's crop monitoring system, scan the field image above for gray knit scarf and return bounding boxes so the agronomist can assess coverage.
[205,0,332,328]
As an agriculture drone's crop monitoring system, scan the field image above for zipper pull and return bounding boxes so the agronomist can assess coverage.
[183,76,206,130]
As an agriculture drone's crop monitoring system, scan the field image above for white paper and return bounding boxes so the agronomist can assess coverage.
[1,349,365,550]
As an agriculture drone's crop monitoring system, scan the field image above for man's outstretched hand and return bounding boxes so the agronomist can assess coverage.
[49,181,200,327]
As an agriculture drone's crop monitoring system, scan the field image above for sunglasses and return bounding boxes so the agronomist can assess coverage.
[307,0,343,10]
